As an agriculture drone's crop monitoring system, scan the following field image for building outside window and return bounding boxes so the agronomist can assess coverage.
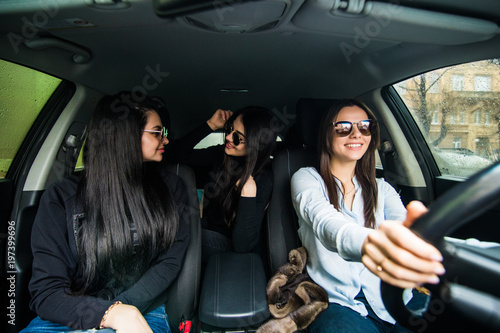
[394,59,499,177]
[485,110,491,125]
[475,75,491,91]
[459,110,466,124]
[450,111,457,124]
[452,74,465,91]
[431,110,439,124]
[474,110,482,124]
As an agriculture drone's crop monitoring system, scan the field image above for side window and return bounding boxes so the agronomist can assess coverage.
[0,59,61,179]
[194,132,227,149]
[393,59,500,178]
[194,132,283,149]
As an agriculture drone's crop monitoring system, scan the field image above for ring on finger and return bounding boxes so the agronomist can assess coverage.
[376,258,387,272]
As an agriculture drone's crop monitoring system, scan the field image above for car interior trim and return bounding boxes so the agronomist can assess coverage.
[24,85,89,192]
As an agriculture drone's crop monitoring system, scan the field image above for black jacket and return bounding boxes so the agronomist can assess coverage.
[28,170,190,329]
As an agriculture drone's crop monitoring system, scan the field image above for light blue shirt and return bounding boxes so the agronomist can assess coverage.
[291,167,411,324]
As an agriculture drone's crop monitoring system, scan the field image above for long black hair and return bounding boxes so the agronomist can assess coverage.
[211,106,277,228]
[318,99,380,228]
[71,92,178,297]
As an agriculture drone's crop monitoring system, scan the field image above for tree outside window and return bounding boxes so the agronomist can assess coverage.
[431,110,439,124]
[428,73,439,93]
[394,81,406,95]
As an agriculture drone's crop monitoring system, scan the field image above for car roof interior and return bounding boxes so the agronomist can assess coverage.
[1,0,499,137]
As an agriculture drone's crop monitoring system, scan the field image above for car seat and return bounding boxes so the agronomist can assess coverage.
[265,98,338,274]
[160,163,202,332]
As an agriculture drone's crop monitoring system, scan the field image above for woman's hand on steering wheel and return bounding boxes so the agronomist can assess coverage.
[361,201,445,289]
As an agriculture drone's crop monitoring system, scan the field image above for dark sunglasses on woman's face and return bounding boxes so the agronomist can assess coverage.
[331,119,377,137]
[225,125,246,145]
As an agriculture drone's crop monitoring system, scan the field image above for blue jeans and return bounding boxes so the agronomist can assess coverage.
[309,291,424,333]
[20,305,170,333]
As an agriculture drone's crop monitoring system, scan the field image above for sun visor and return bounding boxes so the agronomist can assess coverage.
[292,0,499,45]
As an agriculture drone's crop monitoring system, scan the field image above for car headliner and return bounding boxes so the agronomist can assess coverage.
[1,0,499,134]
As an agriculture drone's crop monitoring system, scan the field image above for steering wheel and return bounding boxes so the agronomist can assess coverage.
[381,161,500,332]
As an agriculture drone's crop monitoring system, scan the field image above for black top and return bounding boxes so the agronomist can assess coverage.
[165,122,273,253]
[28,170,190,329]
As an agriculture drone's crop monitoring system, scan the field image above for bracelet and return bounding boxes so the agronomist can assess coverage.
[99,301,122,329]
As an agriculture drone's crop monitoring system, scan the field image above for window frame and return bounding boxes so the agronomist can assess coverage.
[474,75,491,92]
[382,85,438,203]
[474,110,482,125]
[451,74,465,91]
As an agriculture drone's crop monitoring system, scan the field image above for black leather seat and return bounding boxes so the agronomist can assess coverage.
[265,98,338,273]
[162,163,202,331]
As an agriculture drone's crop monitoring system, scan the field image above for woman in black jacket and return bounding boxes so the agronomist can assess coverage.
[167,107,277,261]
[21,92,190,333]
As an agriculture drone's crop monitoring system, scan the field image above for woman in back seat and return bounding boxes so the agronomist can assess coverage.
[21,92,190,333]
[166,107,277,261]
[291,99,444,332]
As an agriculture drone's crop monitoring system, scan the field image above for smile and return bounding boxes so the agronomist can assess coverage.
[346,144,362,148]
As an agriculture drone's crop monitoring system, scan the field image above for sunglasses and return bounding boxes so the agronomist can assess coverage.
[331,119,377,137]
[225,125,246,146]
[143,126,168,140]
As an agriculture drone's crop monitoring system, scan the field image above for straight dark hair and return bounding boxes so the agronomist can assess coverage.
[212,106,277,228]
[318,99,380,229]
[71,93,178,297]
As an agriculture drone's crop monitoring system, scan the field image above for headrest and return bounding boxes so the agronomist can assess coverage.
[296,98,340,150]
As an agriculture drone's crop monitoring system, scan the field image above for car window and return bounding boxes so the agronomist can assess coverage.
[194,132,226,149]
[0,59,62,179]
[394,59,500,178]
[75,140,85,172]
[194,132,283,149]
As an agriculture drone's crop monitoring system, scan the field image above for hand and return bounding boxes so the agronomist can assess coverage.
[102,303,153,333]
[207,109,233,131]
[239,175,257,197]
[361,201,445,289]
